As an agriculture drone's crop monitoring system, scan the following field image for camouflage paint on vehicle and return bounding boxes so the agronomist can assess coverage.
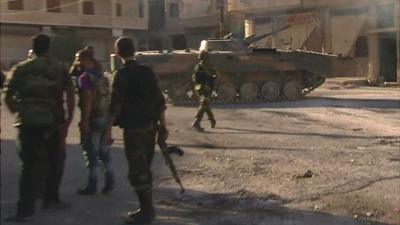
[111,29,353,104]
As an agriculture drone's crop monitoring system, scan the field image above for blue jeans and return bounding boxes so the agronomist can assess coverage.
[82,117,115,190]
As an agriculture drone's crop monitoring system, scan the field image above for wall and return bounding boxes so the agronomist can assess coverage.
[330,12,368,55]
[0,34,32,66]
[228,0,301,11]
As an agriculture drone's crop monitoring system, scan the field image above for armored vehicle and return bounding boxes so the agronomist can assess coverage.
[111,28,351,104]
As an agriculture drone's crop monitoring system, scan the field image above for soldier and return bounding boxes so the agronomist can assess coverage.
[191,51,217,131]
[75,49,115,195]
[4,34,75,222]
[105,37,168,225]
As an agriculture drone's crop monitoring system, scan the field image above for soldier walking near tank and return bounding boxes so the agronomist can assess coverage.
[75,48,116,195]
[191,51,217,132]
[105,37,168,225]
[4,34,75,222]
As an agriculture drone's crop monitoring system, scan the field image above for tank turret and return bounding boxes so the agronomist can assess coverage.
[242,25,290,47]
[201,25,290,52]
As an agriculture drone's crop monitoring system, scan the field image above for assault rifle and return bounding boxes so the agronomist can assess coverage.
[157,130,185,194]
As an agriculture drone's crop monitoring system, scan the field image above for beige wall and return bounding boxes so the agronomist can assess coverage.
[61,0,79,14]
[181,0,215,18]
[0,34,32,65]
[330,13,367,55]
[94,0,112,16]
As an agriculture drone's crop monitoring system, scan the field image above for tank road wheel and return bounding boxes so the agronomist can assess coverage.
[261,81,280,101]
[217,82,236,102]
[283,80,302,100]
[239,82,258,102]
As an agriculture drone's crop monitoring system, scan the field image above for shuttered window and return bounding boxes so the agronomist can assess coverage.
[116,3,122,17]
[8,0,23,10]
[83,1,95,15]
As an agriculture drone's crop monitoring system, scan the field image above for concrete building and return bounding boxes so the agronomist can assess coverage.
[138,0,219,51]
[0,0,148,69]
[227,0,400,84]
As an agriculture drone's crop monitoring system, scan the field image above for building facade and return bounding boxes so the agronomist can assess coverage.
[227,0,400,84]
[0,0,148,69]
[138,0,220,51]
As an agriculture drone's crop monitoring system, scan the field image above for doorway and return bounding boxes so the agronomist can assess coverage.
[379,34,397,82]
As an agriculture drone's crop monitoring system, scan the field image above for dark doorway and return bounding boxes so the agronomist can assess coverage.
[171,35,187,50]
[379,35,397,82]
[149,38,163,51]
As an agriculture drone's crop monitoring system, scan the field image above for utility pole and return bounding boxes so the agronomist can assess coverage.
[218,0,225,38]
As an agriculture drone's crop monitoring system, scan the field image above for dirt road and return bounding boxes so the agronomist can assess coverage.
[1,78,399,225]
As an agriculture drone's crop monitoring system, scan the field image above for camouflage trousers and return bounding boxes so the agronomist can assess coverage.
[16,126,65,216]
[123,127,156,191]
[194,92,215,121]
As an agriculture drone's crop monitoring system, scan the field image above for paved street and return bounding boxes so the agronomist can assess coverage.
[1,78,400,225]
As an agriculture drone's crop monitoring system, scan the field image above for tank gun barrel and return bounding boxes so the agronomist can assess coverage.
[243,25,290,47]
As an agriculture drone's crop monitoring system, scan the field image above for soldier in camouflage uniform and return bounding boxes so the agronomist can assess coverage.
[4,34,75,222]
[192,51,217,131]
[105,37,168,225]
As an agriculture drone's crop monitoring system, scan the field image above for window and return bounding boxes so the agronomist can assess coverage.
[83,1,94,15]
[138,0,144,18]
[116,3,122,17]
[47,0,61,13]
[8,0,23,10]
[169,3,179,18]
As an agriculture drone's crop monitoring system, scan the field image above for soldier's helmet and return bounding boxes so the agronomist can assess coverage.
[198,51,209,61]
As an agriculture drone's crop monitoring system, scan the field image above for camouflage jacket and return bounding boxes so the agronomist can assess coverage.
[5,56,72,127]
[192,61,217,92]
[109,60,166,129]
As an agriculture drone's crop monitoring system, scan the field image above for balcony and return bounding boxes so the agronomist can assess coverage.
[0,9,147,30]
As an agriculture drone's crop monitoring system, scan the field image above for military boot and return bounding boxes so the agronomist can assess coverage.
[205,108,215,128]
[210,119,216,128]
[125,190,155,224]
[191,118,204,132]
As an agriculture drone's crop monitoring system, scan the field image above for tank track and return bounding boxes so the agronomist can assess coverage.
[168,76,326,106]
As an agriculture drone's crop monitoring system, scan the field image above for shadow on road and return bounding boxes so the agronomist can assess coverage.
[169,142,308,151]
[155,187,392,225]
[175,97,400,109]
[207,126,396,140]
[289,175,400,204]
[1,139,396,225]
